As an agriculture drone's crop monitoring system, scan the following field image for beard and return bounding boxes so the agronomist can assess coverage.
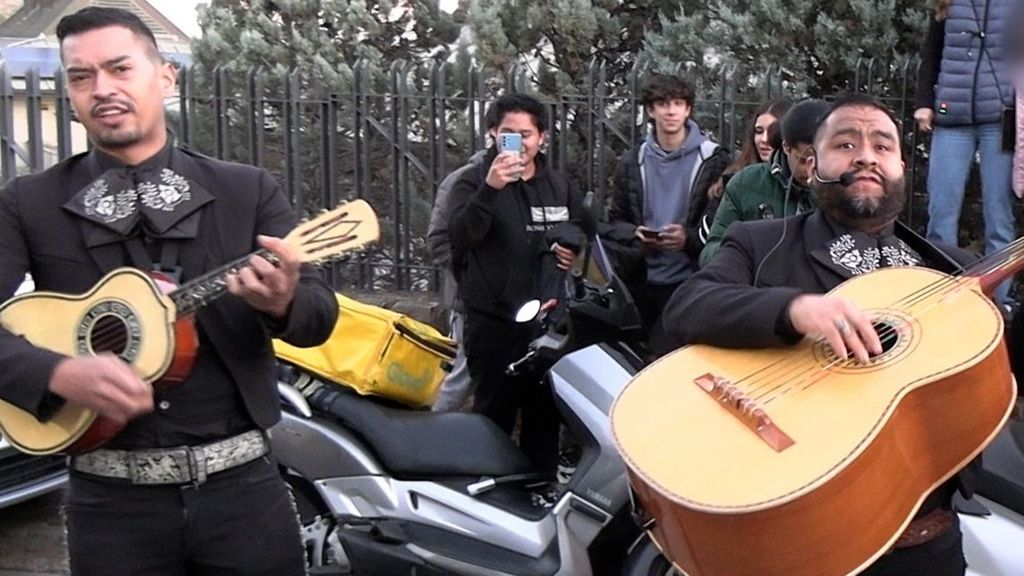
[83,99,144,149]
[91,127,144,149]
[811,172,906,230]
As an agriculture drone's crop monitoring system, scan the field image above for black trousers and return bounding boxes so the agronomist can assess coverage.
[464,313,561,473]
[637,281,683,332]
[66,456,305,576]
[858,517,966,576]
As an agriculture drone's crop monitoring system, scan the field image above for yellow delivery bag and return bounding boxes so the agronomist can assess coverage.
[274,294,456,408]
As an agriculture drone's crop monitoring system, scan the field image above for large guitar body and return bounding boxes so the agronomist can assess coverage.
[611,267,1017,576]
[0,199,379,455]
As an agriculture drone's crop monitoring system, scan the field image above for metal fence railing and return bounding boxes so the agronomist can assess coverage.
[0,57,947,292]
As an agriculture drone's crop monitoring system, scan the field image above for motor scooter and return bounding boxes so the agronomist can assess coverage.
[270,214,672,575]
[959,413,1024,575]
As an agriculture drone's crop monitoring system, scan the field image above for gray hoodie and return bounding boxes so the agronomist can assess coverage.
[427,150,488,308]
[642,119,707,284]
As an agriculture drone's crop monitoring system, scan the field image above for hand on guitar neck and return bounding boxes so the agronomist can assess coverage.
[49,354,154,425]
[0,199,380,455]
[225,234,301,319]
[787,294,882,363]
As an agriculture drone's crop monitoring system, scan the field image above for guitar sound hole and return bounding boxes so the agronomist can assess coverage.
[872,321,899,356]
[90,314,130,356]
[821,320,902,364]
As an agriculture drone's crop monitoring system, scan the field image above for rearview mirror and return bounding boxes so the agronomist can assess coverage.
[514,300,542,323]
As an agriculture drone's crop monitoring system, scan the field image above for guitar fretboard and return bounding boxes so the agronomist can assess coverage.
[169,248,281,316]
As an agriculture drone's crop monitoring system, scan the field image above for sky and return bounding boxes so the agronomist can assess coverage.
[147,0,204,38]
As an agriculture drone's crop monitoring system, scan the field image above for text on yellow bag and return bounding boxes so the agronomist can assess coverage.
[274,294,456,407]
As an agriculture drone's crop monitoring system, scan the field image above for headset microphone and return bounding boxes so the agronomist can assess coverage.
[812,169,857,187]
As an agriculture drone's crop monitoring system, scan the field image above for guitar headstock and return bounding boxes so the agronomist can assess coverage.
[284,199,380,264]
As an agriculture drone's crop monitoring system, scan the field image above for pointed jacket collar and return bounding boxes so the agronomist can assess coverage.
[62,141,214,247]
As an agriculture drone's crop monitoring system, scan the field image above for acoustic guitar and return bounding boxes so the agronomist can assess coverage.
[611,265,1017,576]
[0,199,379,456]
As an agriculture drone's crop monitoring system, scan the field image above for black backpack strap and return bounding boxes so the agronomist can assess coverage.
[157,241,183,283]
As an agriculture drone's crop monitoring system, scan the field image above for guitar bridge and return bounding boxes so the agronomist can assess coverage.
[695,373,794,452]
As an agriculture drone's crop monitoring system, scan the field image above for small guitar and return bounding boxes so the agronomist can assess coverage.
[0,199,379,455]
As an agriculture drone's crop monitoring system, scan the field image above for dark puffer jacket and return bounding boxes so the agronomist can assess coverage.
[915,0,1016,126]
[608,133,730,263]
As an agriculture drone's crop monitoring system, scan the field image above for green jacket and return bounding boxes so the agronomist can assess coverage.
[698,150,815,267]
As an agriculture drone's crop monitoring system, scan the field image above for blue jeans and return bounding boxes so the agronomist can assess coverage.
[925,123,1015,304]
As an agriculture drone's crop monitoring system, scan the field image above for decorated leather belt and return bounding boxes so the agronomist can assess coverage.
[70,430,268,486]
[893,507,956,549]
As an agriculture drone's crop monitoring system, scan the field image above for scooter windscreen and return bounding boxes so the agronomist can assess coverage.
[579,234,616,288]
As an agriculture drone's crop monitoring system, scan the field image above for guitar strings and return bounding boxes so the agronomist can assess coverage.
[54,202,376,366]
[752,279,979,404]
[82,230,366,351]
[69,248,279,353]
[739,276,961,400]
[725,238,1024,407]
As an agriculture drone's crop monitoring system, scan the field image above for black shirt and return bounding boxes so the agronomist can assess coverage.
[87,143,254,449]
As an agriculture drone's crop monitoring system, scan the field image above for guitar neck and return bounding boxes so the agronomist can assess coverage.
[168,248,277,316]
[970,237,1024,297]
[164,199,381,317]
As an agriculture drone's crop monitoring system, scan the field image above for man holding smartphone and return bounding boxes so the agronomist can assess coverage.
[609,74,730,335]
[448,93,583,473]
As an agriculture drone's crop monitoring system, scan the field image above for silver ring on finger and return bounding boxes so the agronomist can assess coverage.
[834,318,850,335]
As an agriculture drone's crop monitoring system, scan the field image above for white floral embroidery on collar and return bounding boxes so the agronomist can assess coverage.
[83,178,138,224]
[827,233,921,276]
[138,169,192,212]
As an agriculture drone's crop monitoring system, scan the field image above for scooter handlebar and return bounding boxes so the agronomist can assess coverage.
[506,349,538,376]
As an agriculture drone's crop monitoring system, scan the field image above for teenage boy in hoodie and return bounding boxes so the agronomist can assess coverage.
[609,74,730,331]
[448,93,583,472]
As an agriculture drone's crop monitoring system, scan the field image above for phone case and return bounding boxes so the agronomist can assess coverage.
[1002,105,1015,152]
[499,133,523,153]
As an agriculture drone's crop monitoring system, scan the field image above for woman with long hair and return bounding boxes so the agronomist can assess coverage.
[698,98,791,247]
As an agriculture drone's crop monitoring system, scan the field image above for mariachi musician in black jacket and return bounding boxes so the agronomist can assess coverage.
[0,7,337,575]
[662,94,981,576]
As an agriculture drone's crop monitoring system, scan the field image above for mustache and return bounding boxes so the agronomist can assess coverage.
[90,98,135,118]
[849,168,887,184]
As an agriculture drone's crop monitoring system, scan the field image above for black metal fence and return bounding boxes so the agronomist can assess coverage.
[0,57,941,292]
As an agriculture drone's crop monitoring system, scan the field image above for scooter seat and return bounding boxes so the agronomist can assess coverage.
[307,386,536,478]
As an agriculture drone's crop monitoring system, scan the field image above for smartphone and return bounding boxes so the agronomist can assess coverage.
[498,132,524,180]
[639,227,662,239]
[498,132,523,154]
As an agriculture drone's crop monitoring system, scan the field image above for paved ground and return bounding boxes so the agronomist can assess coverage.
[0,490,69,575]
